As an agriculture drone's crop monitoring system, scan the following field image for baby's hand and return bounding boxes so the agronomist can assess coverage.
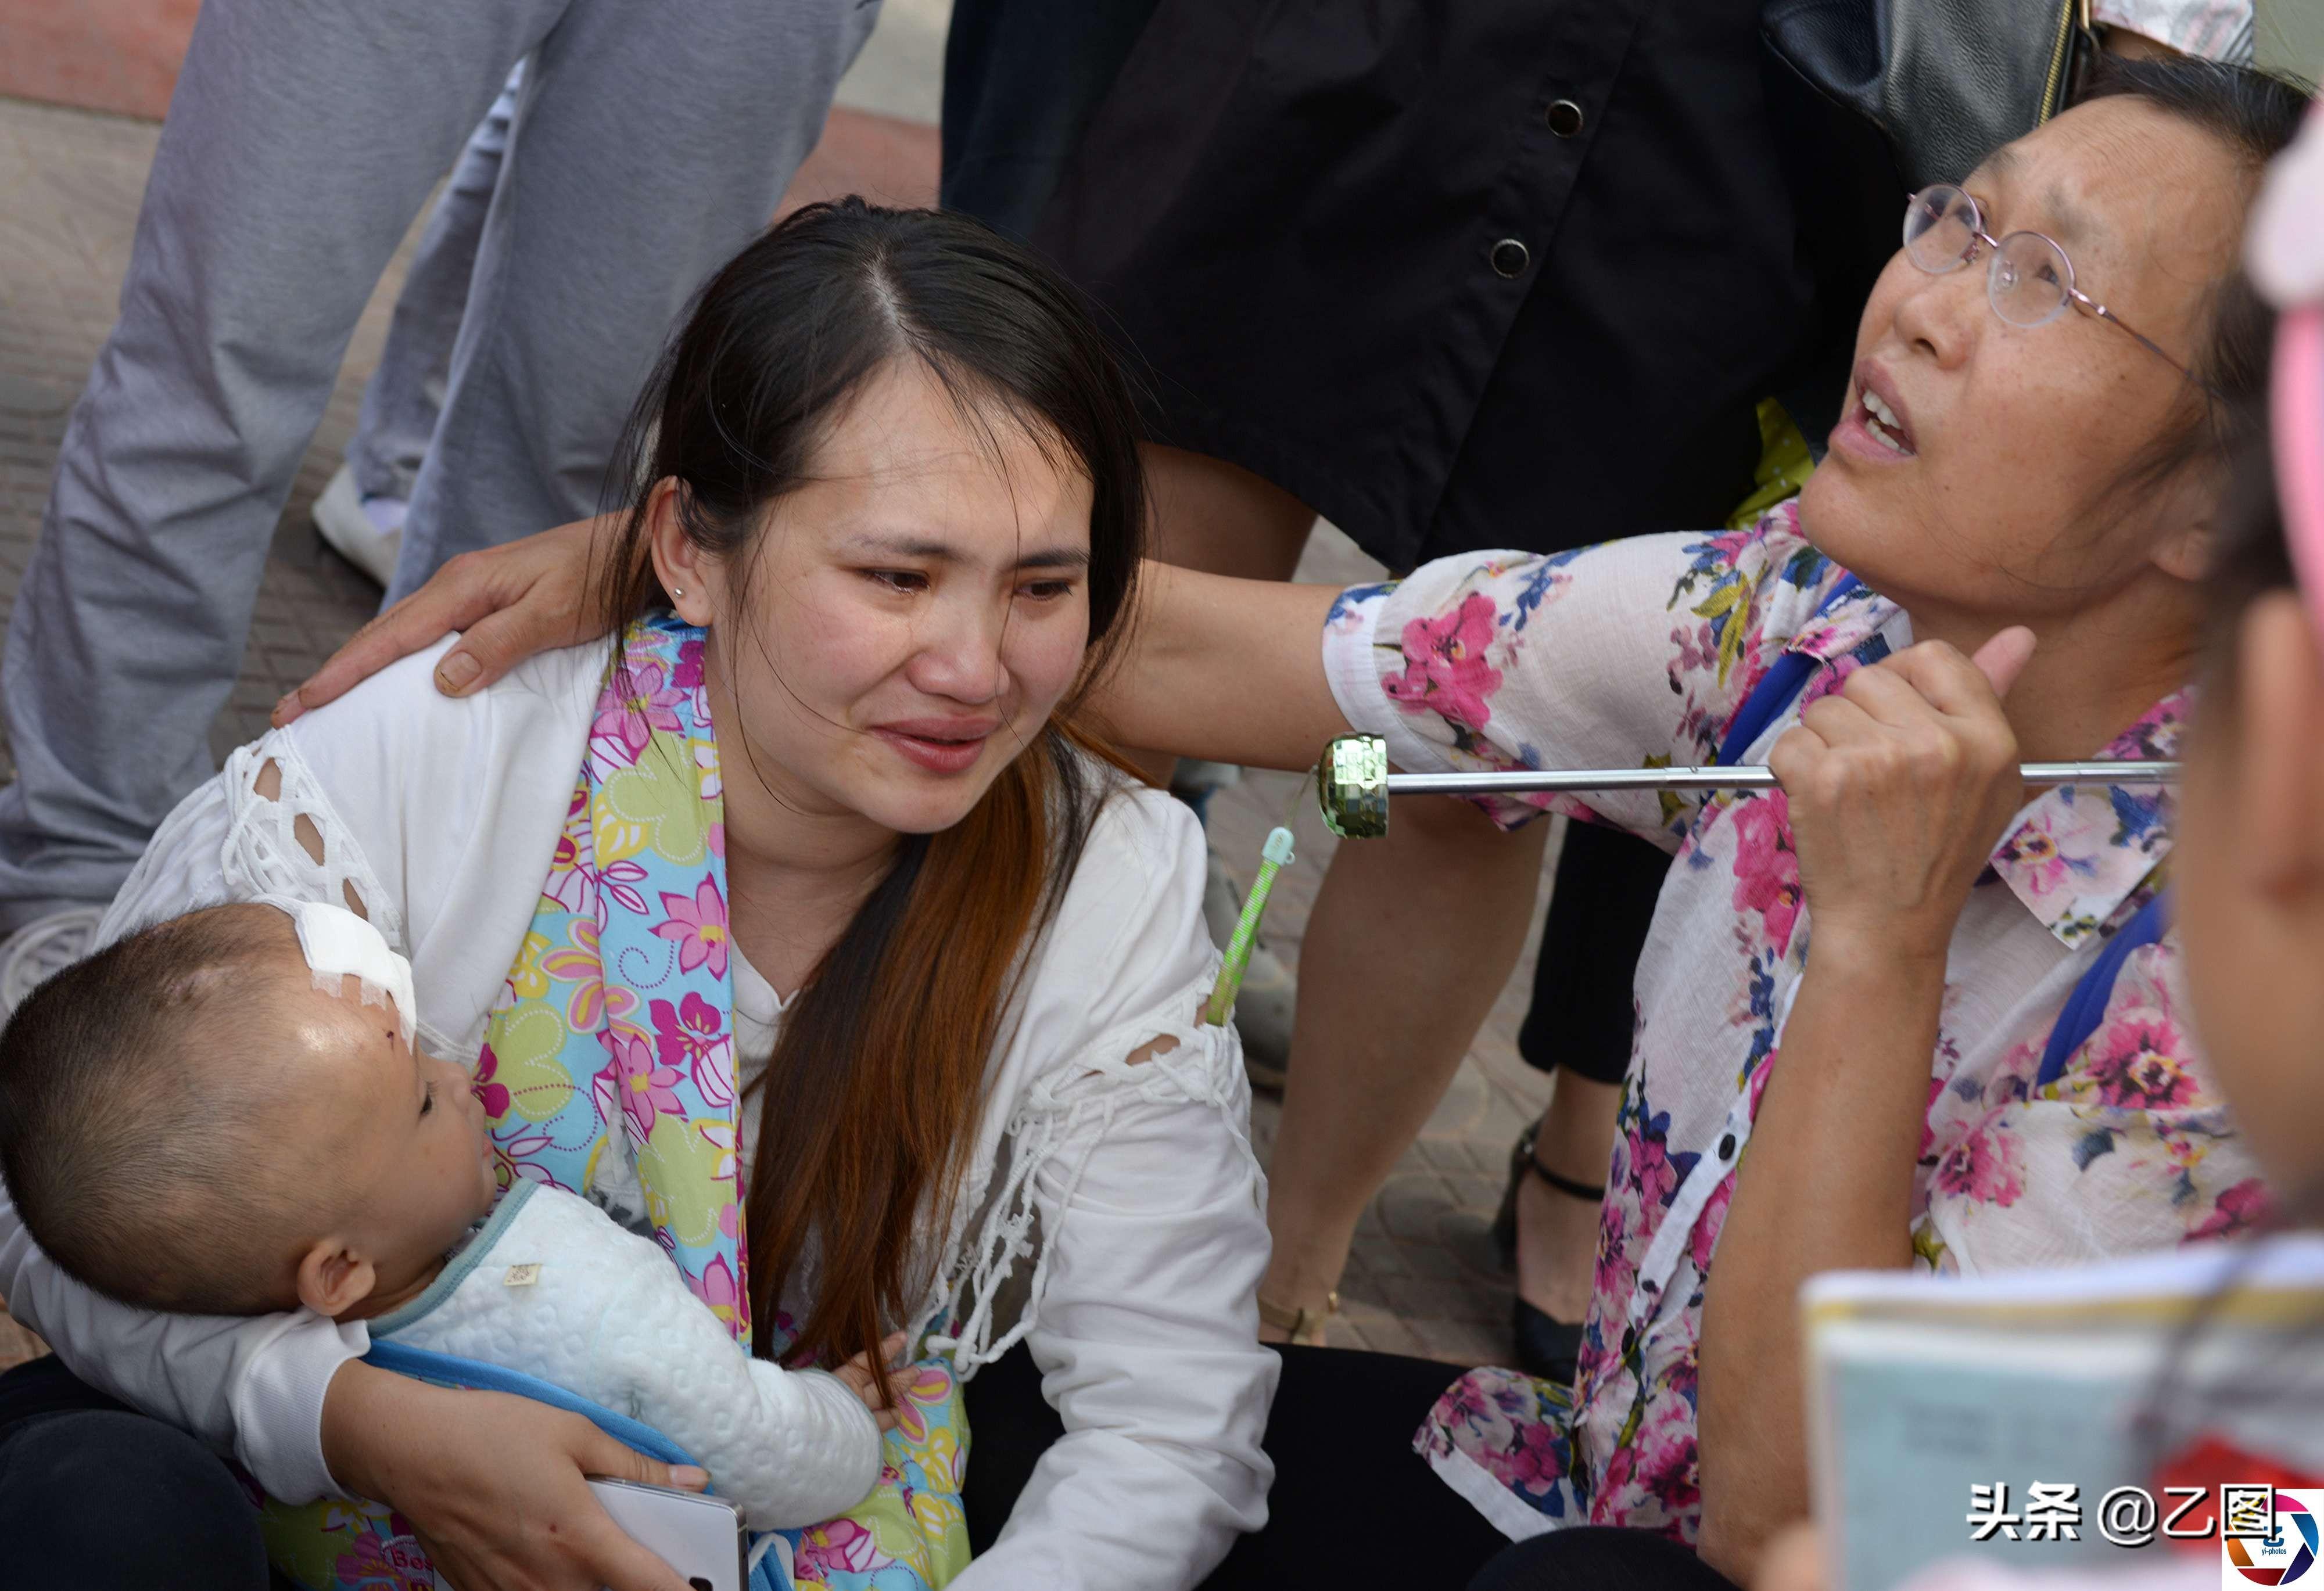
[833,1331,909,1432]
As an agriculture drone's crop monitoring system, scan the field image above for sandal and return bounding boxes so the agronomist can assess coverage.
[1490,1122,1606,1266]
[1512,1296,1586,1388]
[1256,1290,1340,1348]
[1490,1122,1604,1386]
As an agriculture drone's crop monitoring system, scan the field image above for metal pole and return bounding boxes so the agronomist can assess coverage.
[1314,732,2176,838]
[1382,761,2177,796]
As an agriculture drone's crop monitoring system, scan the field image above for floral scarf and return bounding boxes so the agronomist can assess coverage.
[479,614,749,1342]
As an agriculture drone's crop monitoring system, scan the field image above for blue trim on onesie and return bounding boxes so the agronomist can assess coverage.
[367,1178,539,1337]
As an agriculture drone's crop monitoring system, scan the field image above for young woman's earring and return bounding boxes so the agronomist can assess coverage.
[671,587,685,599]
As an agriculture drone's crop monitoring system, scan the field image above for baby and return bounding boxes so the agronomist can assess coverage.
[0,897,892,1530]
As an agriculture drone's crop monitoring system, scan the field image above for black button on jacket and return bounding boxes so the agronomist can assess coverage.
[1034,0,1821,568]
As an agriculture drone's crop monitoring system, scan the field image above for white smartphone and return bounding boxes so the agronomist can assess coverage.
[428,1478,746,1591]
[588,1478,748,1591]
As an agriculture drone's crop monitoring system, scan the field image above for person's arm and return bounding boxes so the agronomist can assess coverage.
[1695,632,2035,1581]
[320,1363,711,1591]
[580,1221,885,1528]
[51,651,704,1589]
[949,791,1275,1590]
[1088,564,1349,770]
[278,516,1831,832]
[275,515,1357,768]
[961,1080,1277,1591]
[275,515,615,726]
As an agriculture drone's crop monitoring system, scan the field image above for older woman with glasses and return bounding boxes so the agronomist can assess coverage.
[266,55,2311,1591]
[1100,55,2305,1591]
[1112,57,2307,1591]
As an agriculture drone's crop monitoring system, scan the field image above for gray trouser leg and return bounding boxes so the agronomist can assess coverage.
[347,63,526,505]
[388,0,880,598]
[0,0,873,925]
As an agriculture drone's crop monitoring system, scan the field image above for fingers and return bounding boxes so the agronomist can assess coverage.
[578,1426,706,1494]
[571,1430,705,1590]
[1868,635,2031,721]
[274,516,611,724]
[883,1330,910,1366]
[274,588,478,724]
[433,602,572,700]
[1970,625,2037,699]
[582,1521,698,1591]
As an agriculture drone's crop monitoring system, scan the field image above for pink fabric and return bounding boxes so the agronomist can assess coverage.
[2263,103,2324,653]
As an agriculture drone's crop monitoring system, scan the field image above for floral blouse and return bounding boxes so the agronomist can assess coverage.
[1318,504,2262,1543]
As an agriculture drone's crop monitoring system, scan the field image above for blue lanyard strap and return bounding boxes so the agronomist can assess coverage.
[1708,568,2168,1093]
[2035,890,2171,1089]
[1715,574,1863,766]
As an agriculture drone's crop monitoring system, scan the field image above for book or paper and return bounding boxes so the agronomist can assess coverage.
[1804,1237,2324,1591]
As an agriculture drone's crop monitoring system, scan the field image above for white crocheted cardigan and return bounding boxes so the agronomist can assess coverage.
[3,638,1277,1591]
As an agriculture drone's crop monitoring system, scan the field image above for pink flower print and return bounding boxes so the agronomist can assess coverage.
[694,1040,736,1112]
[590,660,686,773]
[686,1252,745,1337]
[1626,1122,1684,1214]
[698,1121,737,1183]
[672,637,707,692]
[546,789,587,883]
[1383,592,1504,729]
[1931,1115,2027,1207]
[2187,1178,2271,1242]
[472,1044,511,1122]
[1504,1412,1568,1497]
[1591,1187,1628,1314]
[794,1518,888,1579]
[1441,1376,1491,1432]
[333,1533,437,1591]
[650,991,730,1098]
[541,921,612,1031]
[1727,792,1802,956]
[546,846,650,929]
[888,1361,953,1445]
[1918,1073,1948,1160]
[1995,814,2074,897]
[1689,1173,1734,1275]
[1672,619,1719,677]
[654,878,730,978]
[2082,1015,2198,1109]
[604,1030,683,1143]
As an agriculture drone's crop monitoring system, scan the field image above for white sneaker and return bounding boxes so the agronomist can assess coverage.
[0,905,106,1018]
[1203,847,1297,1090]
[312,465,406,587]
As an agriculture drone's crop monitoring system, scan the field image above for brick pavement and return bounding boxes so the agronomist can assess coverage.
[0,81,1564,1373]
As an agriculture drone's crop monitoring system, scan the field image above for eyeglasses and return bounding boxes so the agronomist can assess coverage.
[1900,184,2204,388]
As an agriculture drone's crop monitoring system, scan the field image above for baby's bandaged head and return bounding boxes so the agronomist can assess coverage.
[256,895,416,1046]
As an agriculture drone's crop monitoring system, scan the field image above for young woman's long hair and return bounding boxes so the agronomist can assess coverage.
[591,200,1149,1376]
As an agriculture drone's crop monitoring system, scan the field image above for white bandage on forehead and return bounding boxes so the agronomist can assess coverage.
[256,895,416,1046]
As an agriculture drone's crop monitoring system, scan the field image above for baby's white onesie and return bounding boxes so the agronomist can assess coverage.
[370,1180,882,1528]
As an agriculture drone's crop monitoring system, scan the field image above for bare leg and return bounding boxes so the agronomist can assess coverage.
[1143,443,1317,579]
[1259,796,1550,1330]
[1134,444,1317,782]
[1516,1073,1622,1322]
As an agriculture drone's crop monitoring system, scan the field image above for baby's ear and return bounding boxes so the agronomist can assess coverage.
[295,1239,376,1319]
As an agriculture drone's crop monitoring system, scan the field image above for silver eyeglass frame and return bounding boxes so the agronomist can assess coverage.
[1902,184,2209,392]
